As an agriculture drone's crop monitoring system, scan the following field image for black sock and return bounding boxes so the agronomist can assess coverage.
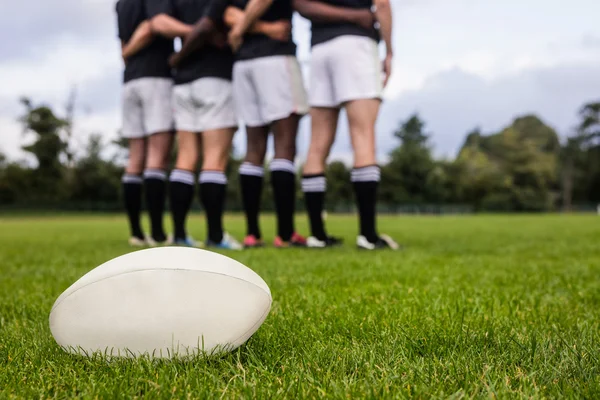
[169,169,195,241]
[144,169,167,242]
[352,165,380,243]
[122,174,144,239]
[271,159,296,242]
[239,162,264,239]
[302,174,327,240]
[199,171,227,244]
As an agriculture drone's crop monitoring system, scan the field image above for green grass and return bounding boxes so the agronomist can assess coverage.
[1,213,599,399]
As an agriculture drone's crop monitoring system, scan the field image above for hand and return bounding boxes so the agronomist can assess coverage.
[209,31,228,49]
[228,24,245,52]
[382,53,392,88]
[354,10,375,31]
[169,52,180,68]
[264,20,291,42]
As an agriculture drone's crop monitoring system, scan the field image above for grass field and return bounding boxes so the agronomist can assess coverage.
[0,213,599,398]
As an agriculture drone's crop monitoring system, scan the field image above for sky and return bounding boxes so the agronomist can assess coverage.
[1,0,599,165]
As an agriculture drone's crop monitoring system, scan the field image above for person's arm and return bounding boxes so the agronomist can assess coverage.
[293,0,374,30]
[122,21,154,60]
[144,0,192,38]
[150,14,193,38]
[373,0,393,87]
[224,6,291,40]
[169,0,230,67]
[169,17,218,67]
[228,0,274,51]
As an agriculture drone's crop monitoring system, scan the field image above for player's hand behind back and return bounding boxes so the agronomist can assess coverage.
[264,20,291,42]
[354,9,375,31]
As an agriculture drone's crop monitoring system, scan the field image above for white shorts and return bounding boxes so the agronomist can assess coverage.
[233,55,309,127]
[121,77,174,138]
[173,78,237,132]
[309,35,383,108]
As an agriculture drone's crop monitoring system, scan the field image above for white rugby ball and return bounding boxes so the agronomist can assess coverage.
[49,247,272,358]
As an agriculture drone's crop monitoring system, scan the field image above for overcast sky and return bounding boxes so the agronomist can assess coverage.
[1,0,599,164]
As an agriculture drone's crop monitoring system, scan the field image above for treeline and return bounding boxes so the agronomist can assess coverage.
[1,98,599,213]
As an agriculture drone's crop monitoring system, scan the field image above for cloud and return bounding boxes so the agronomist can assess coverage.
[1,0,115,60]
[376,61,600,159]
[582,34,600,49]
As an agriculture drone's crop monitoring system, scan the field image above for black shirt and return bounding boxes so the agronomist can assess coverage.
[229,0,297,61]
[116,0,175,83]
[310,0,379,47]
[163,0,234,84]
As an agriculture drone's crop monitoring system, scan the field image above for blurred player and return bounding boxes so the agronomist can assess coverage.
[146,0,291,250]
[116,0,176,247]
[223,0,309,248]
[294,0,400,249]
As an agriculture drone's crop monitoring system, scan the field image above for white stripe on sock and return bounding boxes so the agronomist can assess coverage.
[199,171,227,185]
[270,158,295,174]
[122,174,142,184]
[169,169,195,186]
[351,166,381,182]
[144,169,167,181]
[239,162,264,177]
[302,176,326,193]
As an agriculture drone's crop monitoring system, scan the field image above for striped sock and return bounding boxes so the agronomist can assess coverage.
[122,174,144,239]
[271,158,296,242]
[239,162,264,239]
[351,165,381,243]
[169,169,195,241]
[144,168,168,242]
[199,170,227,244]
[302,174,327,240]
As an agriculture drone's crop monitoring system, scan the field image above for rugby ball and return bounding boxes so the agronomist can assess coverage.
[49,247,272,358]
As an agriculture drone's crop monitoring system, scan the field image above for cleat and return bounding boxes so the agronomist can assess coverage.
[243,235,264,248]
[146,235,173,247]
[273,236,288,248]
[274,232,307,248]
[290,232,307,247]
[306,236,344,248]
[206,232,243,250]
[128,236,147,247]
[173,236,203,248]
[357,234,400,250]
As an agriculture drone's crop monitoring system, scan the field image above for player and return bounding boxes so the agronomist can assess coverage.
[116,0,176,247]
[225,0,309,248]
[294,0,400,249]
[145,0,291,250]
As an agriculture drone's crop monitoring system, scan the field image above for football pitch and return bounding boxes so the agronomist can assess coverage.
[1,214,598,398]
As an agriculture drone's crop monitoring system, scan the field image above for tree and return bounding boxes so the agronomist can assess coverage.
[325,161,352,211]
[68,134,123,209]
[20,99,68,171]
[383,113,435,204]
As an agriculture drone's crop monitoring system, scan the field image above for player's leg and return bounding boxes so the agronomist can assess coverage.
[302,107,341,247]
[233,59,269,247]
[169,130,200,246]
[194,77,241,250]
[142,78,175,246]
[240,126,269,247]
[333,35,399,250]
[346,99,398,250]
[121,80,147,246]
[169,83,201,247]
[200,128,242,250]
[253,55,309,247]
[144,131,174,245]
[301,40,342,247]
[271,114,301,246]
